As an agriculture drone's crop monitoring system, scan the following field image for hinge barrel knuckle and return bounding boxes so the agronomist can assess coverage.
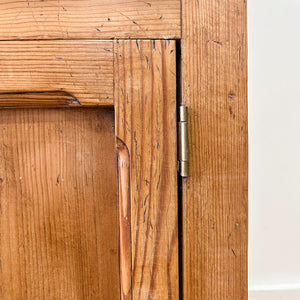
[178,105,189,177]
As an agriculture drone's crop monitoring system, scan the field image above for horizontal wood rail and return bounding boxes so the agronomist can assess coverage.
[0,0,180,40]
[0,41,114,106]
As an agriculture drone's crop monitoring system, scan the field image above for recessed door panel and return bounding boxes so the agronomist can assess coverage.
[0,108,119,299]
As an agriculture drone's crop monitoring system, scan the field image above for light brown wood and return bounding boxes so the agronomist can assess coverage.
[114,40,178,300]
[0,0,180,40]
[181,0,248,299]
[0,107,119,299]
[0,41,113,106]
[117,138,132,300]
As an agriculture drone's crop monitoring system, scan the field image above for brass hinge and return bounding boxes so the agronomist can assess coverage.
[178,105,189,177]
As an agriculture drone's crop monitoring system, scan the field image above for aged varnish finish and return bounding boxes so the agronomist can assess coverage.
[0,1,248,299]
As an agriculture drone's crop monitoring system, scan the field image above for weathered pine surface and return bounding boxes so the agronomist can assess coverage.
[0,41,114,106]
[0,108,119,299]
[114,40,178,300]
[0,0,180,40]
[181,0,248,299]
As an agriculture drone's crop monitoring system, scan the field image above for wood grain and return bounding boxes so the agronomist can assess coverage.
[114,40,178,300]
[117,138,132,300]
[0,108,119,299]
[0,41,113,106]
[181,0,248,299]
[0,0,180,40]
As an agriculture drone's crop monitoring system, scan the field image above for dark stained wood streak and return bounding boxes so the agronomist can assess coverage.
[0,91,81,108]
[114,40,178,299]
[116,137,132,300]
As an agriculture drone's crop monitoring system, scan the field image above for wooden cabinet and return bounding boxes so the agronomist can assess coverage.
[0,1,248,299]
[0,39,178,299]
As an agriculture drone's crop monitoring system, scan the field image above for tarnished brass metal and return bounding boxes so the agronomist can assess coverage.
[178,105,189,177]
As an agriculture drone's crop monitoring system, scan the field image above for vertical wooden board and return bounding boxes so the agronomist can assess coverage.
[0,0,180,40]
[0,108,119,299]
[114,40,178,299]
[181,0,248,299]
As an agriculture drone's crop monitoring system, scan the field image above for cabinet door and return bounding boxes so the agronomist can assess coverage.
[0,40,178,299]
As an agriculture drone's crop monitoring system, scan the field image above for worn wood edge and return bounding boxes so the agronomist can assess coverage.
[116,137,132,300]
[0,91,82,108]
[0,39,180,42]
